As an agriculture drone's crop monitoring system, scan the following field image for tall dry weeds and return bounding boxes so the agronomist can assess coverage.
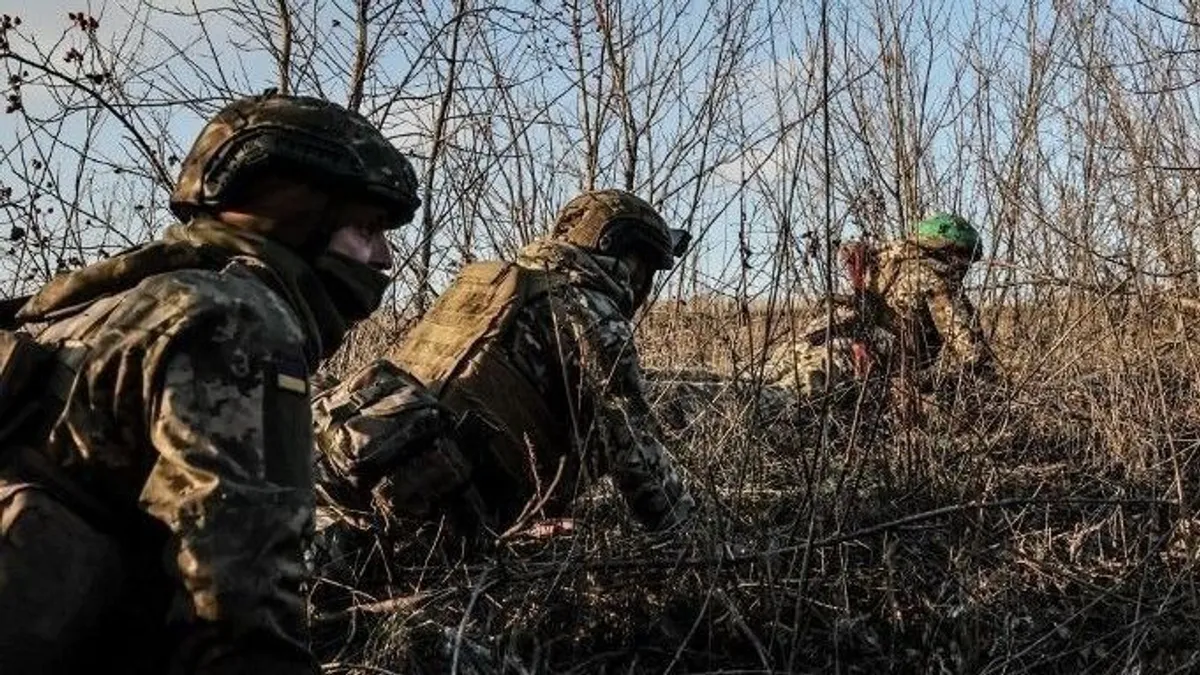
[5,0,1200,672]
[310,294,1200,674]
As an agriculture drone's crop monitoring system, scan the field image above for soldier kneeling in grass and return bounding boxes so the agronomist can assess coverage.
[309,190,697,572]
[767,213,999,421]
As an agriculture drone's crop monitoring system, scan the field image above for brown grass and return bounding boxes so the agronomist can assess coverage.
[311,294,1200,674]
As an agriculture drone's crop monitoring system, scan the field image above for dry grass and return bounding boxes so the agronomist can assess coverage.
[311,294,1200,674]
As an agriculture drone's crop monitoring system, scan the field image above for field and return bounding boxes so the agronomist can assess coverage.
[5,1,1200,672]
[311,293,1200,674]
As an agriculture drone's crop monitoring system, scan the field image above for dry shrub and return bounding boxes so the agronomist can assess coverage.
[314,294,1200,674]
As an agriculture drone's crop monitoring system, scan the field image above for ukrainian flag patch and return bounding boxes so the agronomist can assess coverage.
[275,354,309,395]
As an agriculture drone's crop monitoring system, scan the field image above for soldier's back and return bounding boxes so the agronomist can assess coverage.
[0,257,313,675]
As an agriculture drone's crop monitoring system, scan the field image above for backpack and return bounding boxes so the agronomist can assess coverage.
[0,296,55,445]
[0,331,55,441]
[311,358,484,525]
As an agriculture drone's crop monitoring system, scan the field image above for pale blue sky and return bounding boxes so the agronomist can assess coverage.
[3,0,1197,302]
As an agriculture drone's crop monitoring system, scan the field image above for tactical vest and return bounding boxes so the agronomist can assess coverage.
[391,261,575,522]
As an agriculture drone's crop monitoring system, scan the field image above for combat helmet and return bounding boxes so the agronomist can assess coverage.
[551,189,690,270]
[170,90,421,228]
[912,212,982,262]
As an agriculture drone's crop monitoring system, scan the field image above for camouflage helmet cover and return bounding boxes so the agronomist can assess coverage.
[912,212,982,261]
[170,90,421,226]
[551,189,689,270]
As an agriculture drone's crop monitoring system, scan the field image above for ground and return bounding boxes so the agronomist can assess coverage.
[311,296,1200,674]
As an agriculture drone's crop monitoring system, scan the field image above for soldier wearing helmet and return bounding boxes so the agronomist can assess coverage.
[311,189,695,544]
[769,212,997,407]
[0,91,419,674]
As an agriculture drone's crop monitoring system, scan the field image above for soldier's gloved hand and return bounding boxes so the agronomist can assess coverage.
[516,518,577,540]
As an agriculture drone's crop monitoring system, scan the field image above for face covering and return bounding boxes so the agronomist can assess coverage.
[314,250,392,321]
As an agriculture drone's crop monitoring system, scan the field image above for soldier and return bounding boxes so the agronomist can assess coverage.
[313,189,696,541]
[769,212,997,408]
[0,91,419,674]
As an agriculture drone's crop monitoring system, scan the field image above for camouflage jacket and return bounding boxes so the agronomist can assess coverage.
[769,239,994,394]
[6,222,337,673]
[872,239,994,374]
[385,238,694,533]
[505,240,693,530]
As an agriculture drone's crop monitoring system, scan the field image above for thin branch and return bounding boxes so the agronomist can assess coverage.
[275,0,292,94]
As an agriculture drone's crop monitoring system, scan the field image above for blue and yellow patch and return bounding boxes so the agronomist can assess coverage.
[275,354,309,395]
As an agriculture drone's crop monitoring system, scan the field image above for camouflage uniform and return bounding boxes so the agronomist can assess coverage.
[0,228,326,674]
[499,239,693,529]
[310,358,480,532]
[0,92,418,674]
[769,239,995,400]
[767,298,896,401]
[346,237,695,534]
[877,239,994,373]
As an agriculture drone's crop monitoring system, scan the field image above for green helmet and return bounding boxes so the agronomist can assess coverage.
[551,189,690,270]
[912,212,982,261]
[170,90,420,226]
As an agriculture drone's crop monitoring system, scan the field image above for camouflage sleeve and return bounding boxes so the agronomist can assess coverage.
[310,358,476,521]
[566,290,695,531]
[141,298,319,673]
[925,276,996,373]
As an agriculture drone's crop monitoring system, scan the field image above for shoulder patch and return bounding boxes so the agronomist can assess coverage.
[275,353,309,395]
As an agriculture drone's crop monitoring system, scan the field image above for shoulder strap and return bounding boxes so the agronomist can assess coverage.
[0,292,124,448]
[0,330,55,442]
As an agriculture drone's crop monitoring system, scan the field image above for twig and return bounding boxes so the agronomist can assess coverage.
[496,454,567,543]
[391,496,1177,580]
[274,0,292,94]
[716,589,771,671]
[311,589,441,625]
[322,663,403,674]
[451,568,495,675]
[1,52,172,188]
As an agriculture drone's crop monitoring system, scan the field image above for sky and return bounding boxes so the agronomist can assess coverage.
[3,0,1196,303]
